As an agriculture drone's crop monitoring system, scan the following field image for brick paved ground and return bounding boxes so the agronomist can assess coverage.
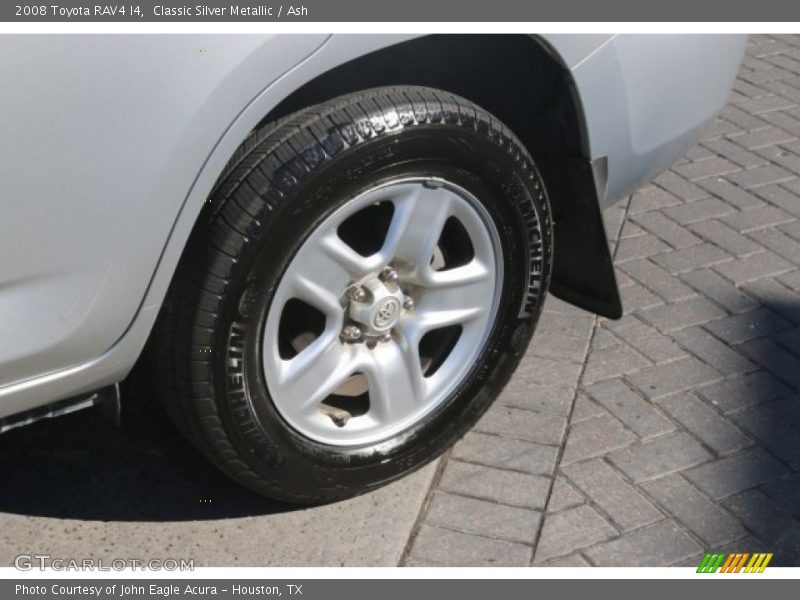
[403,34,800,567]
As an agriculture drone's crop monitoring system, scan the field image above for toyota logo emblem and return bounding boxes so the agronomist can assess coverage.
[373,298,400,328]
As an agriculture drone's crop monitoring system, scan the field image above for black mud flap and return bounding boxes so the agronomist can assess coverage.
[548,157,623,319]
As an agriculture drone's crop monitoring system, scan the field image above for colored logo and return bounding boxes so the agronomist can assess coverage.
[697,552,773,573]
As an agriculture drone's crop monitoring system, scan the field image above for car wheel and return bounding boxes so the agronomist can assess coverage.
[154,86,553,503]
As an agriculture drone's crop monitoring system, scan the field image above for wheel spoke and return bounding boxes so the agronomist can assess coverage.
[409,262,493,332]
[277,334,355,419]
[364,339,425,421]
[286,273,343,319]
[281,231,373,316]
[380,185,454,279]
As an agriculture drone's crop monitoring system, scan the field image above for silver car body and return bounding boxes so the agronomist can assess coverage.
[0,34,747,419]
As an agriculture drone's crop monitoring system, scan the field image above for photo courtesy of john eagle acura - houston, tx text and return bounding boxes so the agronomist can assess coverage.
[0,34,747,503]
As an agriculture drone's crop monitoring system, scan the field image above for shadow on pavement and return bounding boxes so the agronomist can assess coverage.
[0,364,294,522]
[699,299,800,567]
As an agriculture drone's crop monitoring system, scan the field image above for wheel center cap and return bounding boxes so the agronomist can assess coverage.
[346,271,407,338]
[373,297,402,329]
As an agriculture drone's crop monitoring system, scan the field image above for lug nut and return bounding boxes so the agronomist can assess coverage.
[380,268,399,284]
[341,325,362,342]
[403,297,415,311]
[347,285,367,302]
[330,411,350,428]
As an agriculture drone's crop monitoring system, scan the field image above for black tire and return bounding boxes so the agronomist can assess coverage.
[153,86,553,504]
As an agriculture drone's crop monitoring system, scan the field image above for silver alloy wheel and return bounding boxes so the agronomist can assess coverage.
[262,177,503,446]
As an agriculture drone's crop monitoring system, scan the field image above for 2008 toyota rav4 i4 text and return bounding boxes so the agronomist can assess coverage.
[0,34,747,503]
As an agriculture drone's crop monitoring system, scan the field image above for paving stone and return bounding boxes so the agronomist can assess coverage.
[761,474,800,516]
[581,344,651,384]
[570,393,607,423]
[603,316,686,363]
[662,197,738,224]
[529,331,591,362]
[534,505,617,562]
[680,269,761,313]
[673,157,740,182]
[475,405,567,446]
[738,337,800,388]
[725,164,794,188]
[451,431,559,476]
[714,250,795,284]
[620,283,664,312]
[779,269,800,293]
[562,459,663,531]
[779,218,800,241]
[748,226,800,261]
[498,379,575,416]
[651,243,734,274]
[753,183,800,217]
[561,414,637,466]
[628,186,682,215]
[583,521,703,567]
[729,400,800,469]
[652,171,710,202]
[722,489,796,544]
[620,220,647,239]
[627,356,722,399]
[763,109,800,137]
[514,354,584,388]
[631,211,703,248]
[750,39,793,57]
[684,447,790,499]
[670,326,756,375]
[547,477,584,513]
[604,206,628,242]
[689,219,764,256]
[591,327,620,350]
[616,234,672,263]
[766,53,800,77]
[408,525,531,567]
[539,553,592,567]
[536,312,597,340]
[439,461,551,510]
[721,204,796,232]
[426,492,542,545]
[776,326,800,355]
[657,392,752,454]
[543,295,590,315]
[697,370,793,412]
[639,297,727,332]
[697,177,765,209]
[741,278,800,324]
[734,94,796,115]
[675,147,712,163]
[756,144,800,173]
[704,307,792,343]
[729,125,795,149]
[620,260,697,302]
[701,117,743,140]
[585,379,674,440]
[608,432,712,483]
[641,475,746,546]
